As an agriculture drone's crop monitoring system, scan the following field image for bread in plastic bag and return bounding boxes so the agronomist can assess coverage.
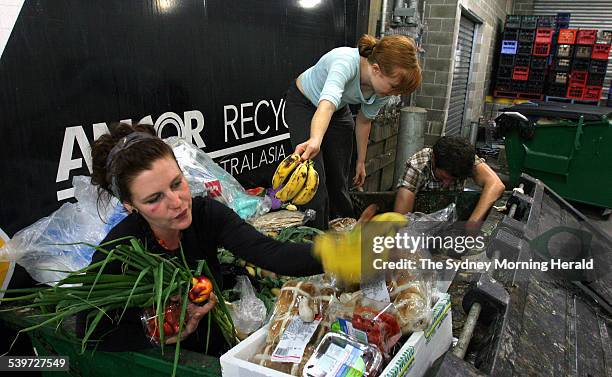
[251,277,337,376]
[387,270,433,335]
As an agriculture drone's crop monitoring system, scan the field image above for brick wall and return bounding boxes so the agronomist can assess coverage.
[414,0,459,137]
[415,0,513,136]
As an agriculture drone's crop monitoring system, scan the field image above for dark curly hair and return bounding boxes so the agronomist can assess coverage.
[90,122,176,204]
[432,136,475,179]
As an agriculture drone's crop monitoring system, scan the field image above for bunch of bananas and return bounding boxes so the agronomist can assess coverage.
[313,212,408,284]
[271,154,319,205]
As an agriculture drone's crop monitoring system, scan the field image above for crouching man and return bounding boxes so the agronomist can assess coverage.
[393,136,505,227]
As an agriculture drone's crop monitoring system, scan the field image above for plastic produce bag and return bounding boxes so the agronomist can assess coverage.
[405,202,457,235]
[302,332,383,377]
[141,302,189,345]
[0,176,126,285]
[166,137,271,219]
[228,276,267,339]
[327,293,402,356]
[393,202,457,295]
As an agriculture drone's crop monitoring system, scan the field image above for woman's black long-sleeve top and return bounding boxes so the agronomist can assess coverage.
[76,196,322,353]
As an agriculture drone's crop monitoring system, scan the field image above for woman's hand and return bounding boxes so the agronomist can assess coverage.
[294,137,322,160]
[353,161,366,187]
[164,292,217,344]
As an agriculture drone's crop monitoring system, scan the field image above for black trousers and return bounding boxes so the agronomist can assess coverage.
[284,81,355,229]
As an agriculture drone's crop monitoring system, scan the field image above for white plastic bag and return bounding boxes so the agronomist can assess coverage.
[228,276,267,339]
[166,137,271,219]
[0,176,126,285]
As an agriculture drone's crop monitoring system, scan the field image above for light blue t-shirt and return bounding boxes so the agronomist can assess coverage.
[299,47,390,120]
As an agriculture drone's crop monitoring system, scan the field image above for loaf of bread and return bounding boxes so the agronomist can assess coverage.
[387,273,431,334]
[267,280,318,344]
[251,280,333,375]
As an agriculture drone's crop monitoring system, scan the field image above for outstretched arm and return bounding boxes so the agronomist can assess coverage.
[469,162,505,223]
[394,187,416,214]
[294,101,336,160]
[211,199,323,276]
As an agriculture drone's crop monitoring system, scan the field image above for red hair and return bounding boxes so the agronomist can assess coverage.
[358,34,422,94]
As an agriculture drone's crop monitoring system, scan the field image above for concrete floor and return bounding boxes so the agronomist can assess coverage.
[573,202,612,239]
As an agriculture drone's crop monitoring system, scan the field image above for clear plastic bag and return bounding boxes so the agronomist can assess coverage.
[303,332,383,377]
[166,137,271,219]
[0,176,126,285]
[386,270,434,335]
[380,206,450,334]
[251,277,337,376]
[141,302,189,345]
[227,276,267,339]
[405,202,457,235]
[327,294,402,356]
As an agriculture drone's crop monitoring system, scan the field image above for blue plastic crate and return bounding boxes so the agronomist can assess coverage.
[502,40,518,54]
[556,13,570,29]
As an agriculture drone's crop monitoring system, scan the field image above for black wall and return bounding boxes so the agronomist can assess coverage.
[0,0,369,235]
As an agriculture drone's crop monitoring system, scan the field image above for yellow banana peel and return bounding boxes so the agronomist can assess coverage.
[275,161,309,201]
[271,154,301,189]
[292,160,319,205]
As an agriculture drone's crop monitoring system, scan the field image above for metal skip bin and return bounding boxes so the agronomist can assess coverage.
[495,102,612,208]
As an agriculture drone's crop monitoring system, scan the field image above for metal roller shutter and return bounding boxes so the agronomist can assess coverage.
[533,0,612,99]
[447,16,476,136]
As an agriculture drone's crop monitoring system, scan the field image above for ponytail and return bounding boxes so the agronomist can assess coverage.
[356,34,422,95]
[358,34,379,58]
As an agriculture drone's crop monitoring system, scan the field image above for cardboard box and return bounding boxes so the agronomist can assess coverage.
[220,293,452,377]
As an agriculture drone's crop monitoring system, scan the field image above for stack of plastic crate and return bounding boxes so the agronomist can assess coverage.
[547,28,575,98]
[494,15,558,100]
[494,15,521,97]
[585,31,612,101]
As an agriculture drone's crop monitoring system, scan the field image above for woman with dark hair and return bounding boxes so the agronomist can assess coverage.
[285,34,422,229]
[79,122,323,355]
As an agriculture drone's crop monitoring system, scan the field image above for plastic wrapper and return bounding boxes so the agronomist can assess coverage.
[166,137,271,219]
[0,176,126,285]
[141,302,189,345]
[248,209,316,234]
[328,217,357,232]
[403,202,457,290]
[326,294,402,356]
[250,278,337,376]
[387,270,433,335]
[302,332,383,377]
[227,276,267,339]
[405,203,457,236]
[352,302,401,355]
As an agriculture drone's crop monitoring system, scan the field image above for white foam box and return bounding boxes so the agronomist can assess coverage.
[220,293,452,377]
[380,293,452,377]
